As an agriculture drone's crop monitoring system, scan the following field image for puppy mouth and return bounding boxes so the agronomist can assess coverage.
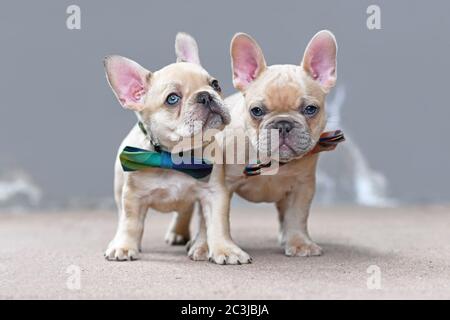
[202,101,230,130]
[279,142,295,153]
[259,130,313,162]
[178,95,230,138]
[277,140,302,160]
[208,101,230,125]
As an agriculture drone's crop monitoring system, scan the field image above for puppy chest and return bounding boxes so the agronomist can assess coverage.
[235,176,296,203]
[130,172,201,211]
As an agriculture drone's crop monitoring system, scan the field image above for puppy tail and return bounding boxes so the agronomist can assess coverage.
[325,85,345,131]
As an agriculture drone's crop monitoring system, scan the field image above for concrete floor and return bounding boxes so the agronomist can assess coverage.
[0,205,449,299]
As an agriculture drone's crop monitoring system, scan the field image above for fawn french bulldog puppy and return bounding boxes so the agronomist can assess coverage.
[186,30,338,264]
[103,33,230,261]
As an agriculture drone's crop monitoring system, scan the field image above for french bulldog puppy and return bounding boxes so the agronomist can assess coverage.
[186,30,338,264]
[103,33,230,261]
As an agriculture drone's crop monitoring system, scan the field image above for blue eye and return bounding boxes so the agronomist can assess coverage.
[250,106,265,118]
[166,93,181,106]
[303,105,319,117]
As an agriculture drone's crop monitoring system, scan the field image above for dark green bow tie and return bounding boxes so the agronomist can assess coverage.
[120,146,213,179]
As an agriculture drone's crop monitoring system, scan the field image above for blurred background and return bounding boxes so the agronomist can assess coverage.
[1,0,449,211]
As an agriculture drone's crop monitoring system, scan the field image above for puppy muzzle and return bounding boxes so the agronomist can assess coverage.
[196,91,230,125]
[261,118,314,161]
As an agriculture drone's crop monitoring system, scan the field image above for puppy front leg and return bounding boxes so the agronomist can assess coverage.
[202,165,252,265]
[187,205,209,261]
[165,206,193,246]
[277,176,323,257]
[105,190,147,261]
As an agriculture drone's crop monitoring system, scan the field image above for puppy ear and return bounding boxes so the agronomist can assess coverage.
[230,33,267,91]
[103,55,151,111]
[175,32,201,65]
[302,30,337,91]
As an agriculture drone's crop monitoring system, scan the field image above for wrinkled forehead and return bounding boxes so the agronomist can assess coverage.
[247,65,326,111]
[152,62,211,94]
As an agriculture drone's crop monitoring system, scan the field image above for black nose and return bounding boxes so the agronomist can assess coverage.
[274,120,294,137]
[197,91,213,107]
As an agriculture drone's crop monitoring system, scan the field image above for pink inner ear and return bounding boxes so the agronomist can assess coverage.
[176,34,201,65]
[309,51,335,85]
[178,43,198,64]
[113,64,145,105]
[304,35,336,88]
[233,41,260,88]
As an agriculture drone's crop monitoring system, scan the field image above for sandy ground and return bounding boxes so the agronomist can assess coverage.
[0,205,449,300]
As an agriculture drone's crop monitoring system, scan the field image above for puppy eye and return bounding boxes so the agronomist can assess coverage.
[250,106,265,118]
[211,80,221,93]
[166,93,181,106]
[302,105,319,117]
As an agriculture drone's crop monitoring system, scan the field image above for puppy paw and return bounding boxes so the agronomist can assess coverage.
[104,242,139,261]
[208,242,252,265]
[187,239,209,261]
[284,240,322,257]
[165,231,190,246]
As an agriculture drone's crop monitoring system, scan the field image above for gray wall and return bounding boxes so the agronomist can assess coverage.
[1,0,449,205]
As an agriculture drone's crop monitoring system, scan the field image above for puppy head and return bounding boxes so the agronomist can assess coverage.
[104,33,229,150]
[230,31,337,162]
